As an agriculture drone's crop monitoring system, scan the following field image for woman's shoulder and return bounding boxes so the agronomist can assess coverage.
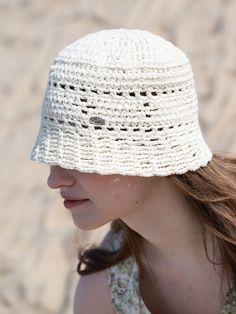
[74,228,138,314]
[74,268,116,314]
[74,229,123,314]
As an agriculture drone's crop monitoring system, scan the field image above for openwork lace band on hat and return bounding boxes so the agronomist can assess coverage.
[30,28,212,176]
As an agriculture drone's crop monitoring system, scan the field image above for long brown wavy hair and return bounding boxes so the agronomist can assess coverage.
[77,151,236,298]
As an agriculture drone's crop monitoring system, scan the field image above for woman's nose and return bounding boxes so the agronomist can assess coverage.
[47,165,74,189]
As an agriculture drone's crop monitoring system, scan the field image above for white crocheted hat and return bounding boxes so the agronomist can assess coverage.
[30,28,212,177]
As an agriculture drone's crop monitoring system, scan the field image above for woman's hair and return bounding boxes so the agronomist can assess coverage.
[77,152,236,295]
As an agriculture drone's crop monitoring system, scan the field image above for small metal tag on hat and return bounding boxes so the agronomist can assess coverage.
[89,116,105,125]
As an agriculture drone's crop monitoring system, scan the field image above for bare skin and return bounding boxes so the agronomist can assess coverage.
[47,165,229,313]
[138,232,227,314]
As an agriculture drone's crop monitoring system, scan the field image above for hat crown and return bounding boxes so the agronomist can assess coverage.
[56,28,188,68]
[30,28,212,176]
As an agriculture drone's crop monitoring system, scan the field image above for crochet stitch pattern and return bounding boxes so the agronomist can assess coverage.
[30,28,212,176]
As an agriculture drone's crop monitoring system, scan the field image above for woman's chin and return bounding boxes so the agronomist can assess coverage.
[72,216,107,231]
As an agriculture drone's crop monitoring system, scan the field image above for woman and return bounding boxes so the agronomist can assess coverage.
[30,28,236,313]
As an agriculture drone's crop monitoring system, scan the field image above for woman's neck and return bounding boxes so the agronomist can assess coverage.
[121,177,220,267]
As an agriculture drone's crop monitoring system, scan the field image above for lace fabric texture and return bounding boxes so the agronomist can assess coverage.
[103,230,236,314]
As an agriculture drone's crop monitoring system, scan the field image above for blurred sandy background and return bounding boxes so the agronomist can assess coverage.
[1,0,236,313]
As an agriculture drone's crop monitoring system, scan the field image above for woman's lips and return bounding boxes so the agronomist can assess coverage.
[63,199,89,209]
